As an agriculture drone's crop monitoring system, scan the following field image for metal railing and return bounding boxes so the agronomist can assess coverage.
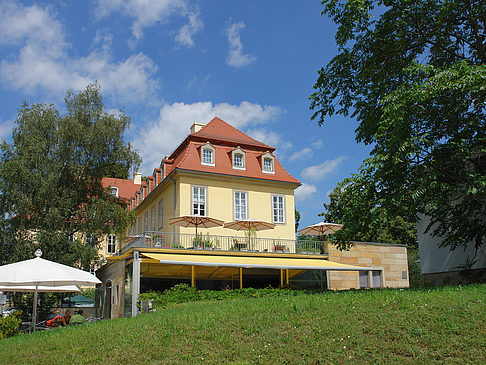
[121,231,327,255]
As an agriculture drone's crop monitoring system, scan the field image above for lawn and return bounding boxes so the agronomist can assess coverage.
[0,284,485,364]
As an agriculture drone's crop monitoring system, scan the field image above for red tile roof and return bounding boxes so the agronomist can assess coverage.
[102,177,141,201]
[164,117,299,185]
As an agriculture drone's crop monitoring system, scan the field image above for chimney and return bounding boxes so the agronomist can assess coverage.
[190,122,205,134]
[133,172,142,185]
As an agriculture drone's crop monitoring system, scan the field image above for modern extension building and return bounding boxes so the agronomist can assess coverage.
[96,117,409,319]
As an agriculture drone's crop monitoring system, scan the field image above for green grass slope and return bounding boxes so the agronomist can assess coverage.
[1,285,485,364]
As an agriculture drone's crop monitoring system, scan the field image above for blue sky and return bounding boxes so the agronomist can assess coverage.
[0,0,372,229]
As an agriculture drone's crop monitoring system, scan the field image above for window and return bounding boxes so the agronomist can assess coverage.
[234,191,248,220]
[261,152,275,174]
[107,234,117,254]
[110,187,119,197]
[150,205,156,231]
[359,271,369,288]
[272,195,285,223]
[201,142,215,166]
[232,147,246,170]
[158,199,163,228]
[138,217,142,235]
[192,186,207,216]
[144,211,149,232]
[86,234,98,247]
[372,271,382,288]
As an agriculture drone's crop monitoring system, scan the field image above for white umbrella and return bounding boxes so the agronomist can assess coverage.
[0,285,80,293]
[0,250,100,331]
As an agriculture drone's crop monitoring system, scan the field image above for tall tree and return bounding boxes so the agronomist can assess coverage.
[311,1,486,251]
[0,84,141,268]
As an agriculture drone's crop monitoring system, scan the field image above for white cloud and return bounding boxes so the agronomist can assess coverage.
[295,183,317,201]
[225,20,256,68]
[95,0,203,46]
[245,128,290,151]
[134,101,282,174]
[290,147,313,162]
[301,156,347,181]
[0,2,159,102]
[175,10,204,47]
[312,140,324,149]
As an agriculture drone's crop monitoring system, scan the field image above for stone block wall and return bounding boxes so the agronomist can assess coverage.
[327,242,409,290]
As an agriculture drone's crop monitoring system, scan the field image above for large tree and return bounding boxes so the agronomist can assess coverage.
[0,84,141,268]
[311,0,486,251]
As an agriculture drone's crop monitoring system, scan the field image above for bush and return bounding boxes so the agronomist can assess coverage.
[138,284,321,309]
[0,312,22,339]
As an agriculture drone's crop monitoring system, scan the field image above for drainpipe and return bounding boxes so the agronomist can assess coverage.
[168,173,177,244]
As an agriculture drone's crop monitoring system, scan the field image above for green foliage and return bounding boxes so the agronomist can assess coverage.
[0,311,22,340]
[312,1,486,252]
[407,247,423,288]
[295,209,301,232]
[0,83,141,268]
[192,233,213,248]
[138,283,313,309]
[1,285,485,364]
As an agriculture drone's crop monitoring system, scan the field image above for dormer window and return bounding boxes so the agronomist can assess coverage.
[262,152,275,174]
[201,142,215,166]
[232,147,246,170]
[110,187,119,197]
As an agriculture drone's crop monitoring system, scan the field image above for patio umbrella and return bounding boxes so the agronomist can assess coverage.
[0,249,100,331]
[297,222,343,254]
[297,222,343,236]
[224,219,276,250]
[169,215,224,235]
[0,285,80,293]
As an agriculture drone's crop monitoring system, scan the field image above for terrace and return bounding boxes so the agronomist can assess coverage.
[120,231,327,256]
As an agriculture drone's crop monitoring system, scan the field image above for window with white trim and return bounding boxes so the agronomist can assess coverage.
[201,142,215,166]
[158,199,163,228]
[261,152,275,174]
[110,187,119,197]
[232,147,246,170]
[150,205,156,231]
[144,211,149,232]
[192,186,207,216]
[234,191,248,220]
[107,234,117,254]
[272,195,285,223]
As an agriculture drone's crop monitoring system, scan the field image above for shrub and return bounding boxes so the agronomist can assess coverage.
[0,312,22,339]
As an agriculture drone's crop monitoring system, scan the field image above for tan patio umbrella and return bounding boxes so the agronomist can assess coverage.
[298,222,343,254]
[224,219,276,250]
[169,215,224,235]
[297,222,343,236]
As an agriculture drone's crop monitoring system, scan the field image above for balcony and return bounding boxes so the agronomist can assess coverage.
[121,231,327,255]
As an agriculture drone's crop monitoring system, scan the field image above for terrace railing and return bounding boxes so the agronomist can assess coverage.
[121,231,327,255]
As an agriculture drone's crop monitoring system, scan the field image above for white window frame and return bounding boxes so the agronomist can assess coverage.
[192,185,207,216]
[262,152,275,174]
[201,142,215,166]
[233,191,248,220]
[232,147,246,170]
[150,205,156,231]
[107,234,117,255]
[110,186,119,197]
[272,194,286,224]
[158,198,163,229]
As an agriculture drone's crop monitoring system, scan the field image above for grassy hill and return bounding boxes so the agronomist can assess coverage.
[1,285,485,364]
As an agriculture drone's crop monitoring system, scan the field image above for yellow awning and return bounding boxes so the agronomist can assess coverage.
[105,252,133,261]
[141,253,370,271]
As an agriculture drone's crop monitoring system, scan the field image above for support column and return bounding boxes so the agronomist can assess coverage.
[191,265,196,287]
[286,269,289,287]
[131,251,141,317]
[280,269,284,288]
[367,270,373,289]
[239,267,243,289]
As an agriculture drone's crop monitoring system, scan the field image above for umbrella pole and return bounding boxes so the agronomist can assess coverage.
[32,285,38,332]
